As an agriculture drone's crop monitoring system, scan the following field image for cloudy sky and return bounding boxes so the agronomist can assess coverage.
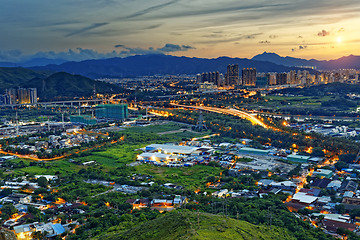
[1,0,360,62]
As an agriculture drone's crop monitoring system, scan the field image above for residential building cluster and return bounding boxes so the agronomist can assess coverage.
[197,65,360,89]
[0,175,80,239]
[0,88,37,105]
[7,129,97,154]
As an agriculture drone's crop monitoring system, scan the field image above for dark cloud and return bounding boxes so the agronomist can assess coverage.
[157,43,195,52]
[269,35,277,39]
[0,50,23,62]
[298,35,303,38]
[65,22,109,37]
[143,2,288,21]
[259,40,270,44]
[63,1,177,38]
[114,44,125,48]
[292,45,307,51]
[120,0,180,19]
[195,33,262,44]
[143,24,162,30]
[317,30,330,37]
[202,33,224,38]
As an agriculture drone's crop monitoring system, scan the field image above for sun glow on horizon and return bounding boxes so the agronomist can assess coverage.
[336,37,343,43]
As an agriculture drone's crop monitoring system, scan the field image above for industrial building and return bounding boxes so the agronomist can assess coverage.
[70,115,96,125]
[287,154,310,163]
[145,144,199,155]
[238,147,270,155]
[137,152,180,162]
[96,104,128,120]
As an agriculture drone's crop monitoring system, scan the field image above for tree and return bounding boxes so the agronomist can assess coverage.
[1,204,18,220]
[335,204,346,214]
[37,177,49,188]
[335,161,348,171]
[311,147,325,157]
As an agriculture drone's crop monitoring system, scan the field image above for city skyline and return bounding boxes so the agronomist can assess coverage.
[1,0,360,62]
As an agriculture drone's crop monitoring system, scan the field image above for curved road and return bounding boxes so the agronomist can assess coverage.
[170,103,269,129]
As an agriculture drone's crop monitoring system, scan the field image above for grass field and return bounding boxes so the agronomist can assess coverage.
[262,95,333,107]
[134,164,222,190]
[11,122,212,178]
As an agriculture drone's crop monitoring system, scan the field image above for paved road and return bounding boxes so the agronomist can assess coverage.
[170,103,269,128]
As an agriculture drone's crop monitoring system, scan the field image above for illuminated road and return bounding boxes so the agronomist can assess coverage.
[170,103,269,129]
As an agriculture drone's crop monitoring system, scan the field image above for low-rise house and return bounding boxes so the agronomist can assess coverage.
[272,181,297,190]
[339,180,358,193]
[4,194,32,204]
[212,189,229,198]
[310,178,332,189]
[292,192,318,204]
[342,197,360,210]
[313,169,333,179]
[327,180,342,191]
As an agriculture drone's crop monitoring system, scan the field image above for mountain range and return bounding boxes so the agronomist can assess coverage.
[0,53,359,78]
[29,54,317,79]
[252,52,360,70]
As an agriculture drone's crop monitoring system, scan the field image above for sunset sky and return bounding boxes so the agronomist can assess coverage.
[1,0,360,62]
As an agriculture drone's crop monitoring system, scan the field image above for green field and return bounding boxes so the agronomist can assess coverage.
[11,122,212,178]
[135,164,222,190]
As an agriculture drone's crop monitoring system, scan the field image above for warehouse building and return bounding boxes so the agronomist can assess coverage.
[287,154,310,163]
[238,147,270,155]
[145,144,199,155]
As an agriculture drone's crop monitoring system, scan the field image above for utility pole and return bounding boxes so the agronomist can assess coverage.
[146,106,148,121]
[195,110,207,131]
[62,113,65,130]
[15,111,19,136]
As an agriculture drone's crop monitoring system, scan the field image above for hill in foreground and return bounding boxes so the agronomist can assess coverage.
[22,72,122,100]
[0,67,123,101]
[0,67,51,89]
[93,211,296,240]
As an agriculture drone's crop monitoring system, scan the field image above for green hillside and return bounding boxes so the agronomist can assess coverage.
[0,67,51,89]
[22,72,122,100]
[0,67,123,101]
[93,211,296,240]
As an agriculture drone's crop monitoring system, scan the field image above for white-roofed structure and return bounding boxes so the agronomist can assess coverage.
[137,152,180,162]
[145,144,199,155]
[292,192,318,204]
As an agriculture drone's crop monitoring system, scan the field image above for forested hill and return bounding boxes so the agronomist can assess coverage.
[0,67,122,101]
[93,211,296,240]
[0,67,51,89]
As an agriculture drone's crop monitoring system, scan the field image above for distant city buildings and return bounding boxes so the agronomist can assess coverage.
[198,72,223,87]
[226,64,239,86]
[276,73,287,85]
[0,88,37,105]
[196,66,360,90]
[242,68,256,86]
